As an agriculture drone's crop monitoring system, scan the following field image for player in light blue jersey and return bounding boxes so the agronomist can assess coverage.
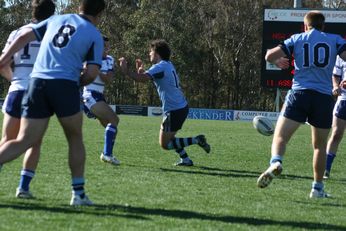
[257,11,346,198]
[119,40,210,166]
[323,55,346,179]
[83,36,120,165]
[0,0,55,199]
[0,0,106,206]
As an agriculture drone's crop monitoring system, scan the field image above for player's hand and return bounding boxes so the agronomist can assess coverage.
[136,59,144,74]
[332,86,341,96]
[339,80,346,90]
[274,57,290,69]
[118,57,128,74]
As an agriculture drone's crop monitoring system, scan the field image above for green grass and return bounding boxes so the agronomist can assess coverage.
[0,114,346,230]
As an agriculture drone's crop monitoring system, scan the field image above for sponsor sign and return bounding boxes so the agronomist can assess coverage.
[188,108,233,121]
[234,110,280,121]
[148,106,163,116]
[115,105,148,116]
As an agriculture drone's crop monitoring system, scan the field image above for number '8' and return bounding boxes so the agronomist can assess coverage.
[53,25,76,48]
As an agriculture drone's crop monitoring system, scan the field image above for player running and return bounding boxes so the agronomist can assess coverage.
[0,0,105,205]
[0,0,55,199]
[323,55,346,179]
[82,36,120,165]
[257,11,346,198]
[119,39,210,166]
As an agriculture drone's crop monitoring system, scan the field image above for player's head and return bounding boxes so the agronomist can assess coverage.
[103,36,110,57]
[149,39,171,63]
[79,0,105,17]
[31,0,55,22]
[304,11,325,31]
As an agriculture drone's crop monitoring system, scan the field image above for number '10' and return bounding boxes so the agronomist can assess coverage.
[303,43,330,68]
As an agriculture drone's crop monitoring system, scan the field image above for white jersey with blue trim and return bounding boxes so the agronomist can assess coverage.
[31,14,103,84]
[145,60,187,113]
[333,55,346,100]
[84,55,114,93]
[2,23,40,91]
[281,29,346,95]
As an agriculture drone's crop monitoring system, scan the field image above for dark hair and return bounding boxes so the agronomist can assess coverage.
[304,11,325,31]
[150,39,171,61]
[103,36,109,42]
[32,0,55,21]
[80,0,106,17]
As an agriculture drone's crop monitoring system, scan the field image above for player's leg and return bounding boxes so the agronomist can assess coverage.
[16,139,42,199]
[257,90,306,188]
[159,129,194,165]
[308,91,334,198]
[310,126,330,198]
[257,116,301,188]
[325,100,346,178]
[54,79,92,205]
[0,114,20,146]
[0,117,49,165]
[90,101,120,165]
[0,91,24,147]
[163,106,210,153]
[58,112,92,205]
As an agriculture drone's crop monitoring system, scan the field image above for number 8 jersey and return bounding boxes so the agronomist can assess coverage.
[2,23,40,92]
[281,29,346,95]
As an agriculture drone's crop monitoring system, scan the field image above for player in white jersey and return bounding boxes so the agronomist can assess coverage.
[0,0,56,199]
[82,36,120,165]
[323,55,346,179]
[119,40,210,166]
[257,11,346,198]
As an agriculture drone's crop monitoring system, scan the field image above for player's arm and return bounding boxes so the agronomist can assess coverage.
[80,64,100,86]
[332,74,341,96]
[0,27,36,70]
[0,62,13,81]
[265,46,290,69]
[99,57,114,83]
[118,57,151,82]
[99,70,114,84]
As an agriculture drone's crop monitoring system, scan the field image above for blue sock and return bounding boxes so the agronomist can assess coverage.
[103,124,117,156]
[325,152,336,172]
[175,148,188,160]
[72,177,85,198]
[19,169,35,191]
[167,137,197,150]
[312,181,324,191]
[270,155,283,165]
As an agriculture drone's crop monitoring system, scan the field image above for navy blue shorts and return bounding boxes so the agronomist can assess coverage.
[283,90,334,129]
[82,90,106,119]
[161,105,189,132]
[22,78,82,118]
[2,90,25,118]
[334,99,346,121]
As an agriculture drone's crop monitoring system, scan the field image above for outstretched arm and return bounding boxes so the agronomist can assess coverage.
[118,57,151,82]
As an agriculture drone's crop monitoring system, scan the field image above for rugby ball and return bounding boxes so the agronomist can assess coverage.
[253,116,274,136]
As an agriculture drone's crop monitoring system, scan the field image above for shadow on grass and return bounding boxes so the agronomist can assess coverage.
[0,202,147,220]
[91,203,346,230]
[160,166,314,181]
[2,202,345,230]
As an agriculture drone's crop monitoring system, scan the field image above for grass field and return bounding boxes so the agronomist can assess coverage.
[0,114,346,230]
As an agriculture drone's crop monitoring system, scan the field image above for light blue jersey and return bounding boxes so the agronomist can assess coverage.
[31,14,103,83]
[282,29,346,95]
[146,60,187,113]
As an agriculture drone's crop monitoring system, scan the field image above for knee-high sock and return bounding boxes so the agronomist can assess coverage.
[103,123,117,156]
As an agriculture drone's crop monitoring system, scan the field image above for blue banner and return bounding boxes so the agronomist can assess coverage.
[188,108,234,121]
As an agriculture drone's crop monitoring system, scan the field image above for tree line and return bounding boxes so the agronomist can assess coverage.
[0,0,344,111]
